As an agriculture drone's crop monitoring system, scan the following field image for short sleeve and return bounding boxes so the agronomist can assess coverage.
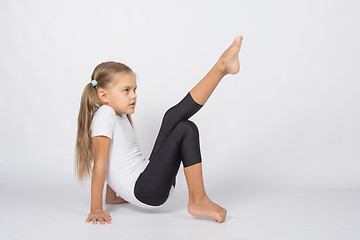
[90,106,116,139]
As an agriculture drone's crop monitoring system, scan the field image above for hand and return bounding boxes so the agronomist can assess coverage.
[85,209,112,224]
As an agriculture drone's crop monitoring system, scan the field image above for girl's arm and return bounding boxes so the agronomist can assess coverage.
[90,136,111,211]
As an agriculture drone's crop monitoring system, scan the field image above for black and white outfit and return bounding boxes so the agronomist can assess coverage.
[91,91,203,208]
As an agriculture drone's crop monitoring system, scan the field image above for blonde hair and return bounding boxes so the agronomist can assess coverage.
[74,61,135,183]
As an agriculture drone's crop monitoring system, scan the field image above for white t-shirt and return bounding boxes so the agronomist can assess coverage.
[90,104,174,209]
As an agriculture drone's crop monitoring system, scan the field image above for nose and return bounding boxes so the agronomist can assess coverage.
[132,91,137,99]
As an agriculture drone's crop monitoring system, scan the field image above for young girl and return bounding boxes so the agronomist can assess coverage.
[75,35,243,224]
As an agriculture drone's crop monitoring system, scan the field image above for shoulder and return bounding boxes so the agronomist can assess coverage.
[91,105,117,127]
[93,105,116,119]
[91,105,117,139]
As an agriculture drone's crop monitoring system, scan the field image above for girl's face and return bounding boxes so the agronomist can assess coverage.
[100,72,137,117]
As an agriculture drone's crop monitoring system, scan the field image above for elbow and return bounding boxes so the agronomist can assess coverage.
[93,162,109,172]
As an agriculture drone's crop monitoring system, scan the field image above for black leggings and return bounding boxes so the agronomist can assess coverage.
[134,91,204,206]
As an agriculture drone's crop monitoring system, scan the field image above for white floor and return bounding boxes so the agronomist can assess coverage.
[1,179,359,240]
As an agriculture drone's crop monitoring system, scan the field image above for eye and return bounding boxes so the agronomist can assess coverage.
[123,89,128,93]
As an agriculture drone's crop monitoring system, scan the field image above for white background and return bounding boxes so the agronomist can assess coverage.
[0,0,359,239]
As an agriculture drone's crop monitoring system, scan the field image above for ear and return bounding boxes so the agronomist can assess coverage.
[97,88,110,104]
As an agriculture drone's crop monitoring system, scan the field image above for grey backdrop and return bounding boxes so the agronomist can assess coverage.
[0,0,359,190]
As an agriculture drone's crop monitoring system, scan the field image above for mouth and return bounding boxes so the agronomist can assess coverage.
[130,102,136,107]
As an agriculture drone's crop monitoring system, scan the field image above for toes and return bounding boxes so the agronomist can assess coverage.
[215,214,224,223]
[236,35,243,43]
[234,35,243,48]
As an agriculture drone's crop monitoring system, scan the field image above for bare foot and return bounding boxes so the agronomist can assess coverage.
[105,196,128,204]
[105,184,128,204]
[188,197,227,223]
[217,35,243,75]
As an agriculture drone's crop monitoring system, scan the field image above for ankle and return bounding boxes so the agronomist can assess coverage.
[214,61,227,77]
[189,193,209,204]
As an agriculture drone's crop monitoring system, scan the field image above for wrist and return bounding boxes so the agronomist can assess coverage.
[91,207,102,212]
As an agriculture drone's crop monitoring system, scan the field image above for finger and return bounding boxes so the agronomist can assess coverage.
[103,212,111,221]
[101,217,109,224]
[86,216,93,223]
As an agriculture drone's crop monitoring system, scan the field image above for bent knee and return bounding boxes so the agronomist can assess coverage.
[175,120,199,134]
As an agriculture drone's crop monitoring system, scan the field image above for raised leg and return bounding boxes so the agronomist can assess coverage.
[189,35,243,106]
[149,35,243,164]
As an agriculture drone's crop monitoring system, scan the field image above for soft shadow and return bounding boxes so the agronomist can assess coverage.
[192,215,233,223]
[103,191,185,214]
[129,195,184,213]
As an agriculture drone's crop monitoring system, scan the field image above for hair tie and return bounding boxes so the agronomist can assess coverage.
[91,79,97,87]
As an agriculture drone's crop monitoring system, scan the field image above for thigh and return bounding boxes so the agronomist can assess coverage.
[134,122,186,206]
[149,91,203,161]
